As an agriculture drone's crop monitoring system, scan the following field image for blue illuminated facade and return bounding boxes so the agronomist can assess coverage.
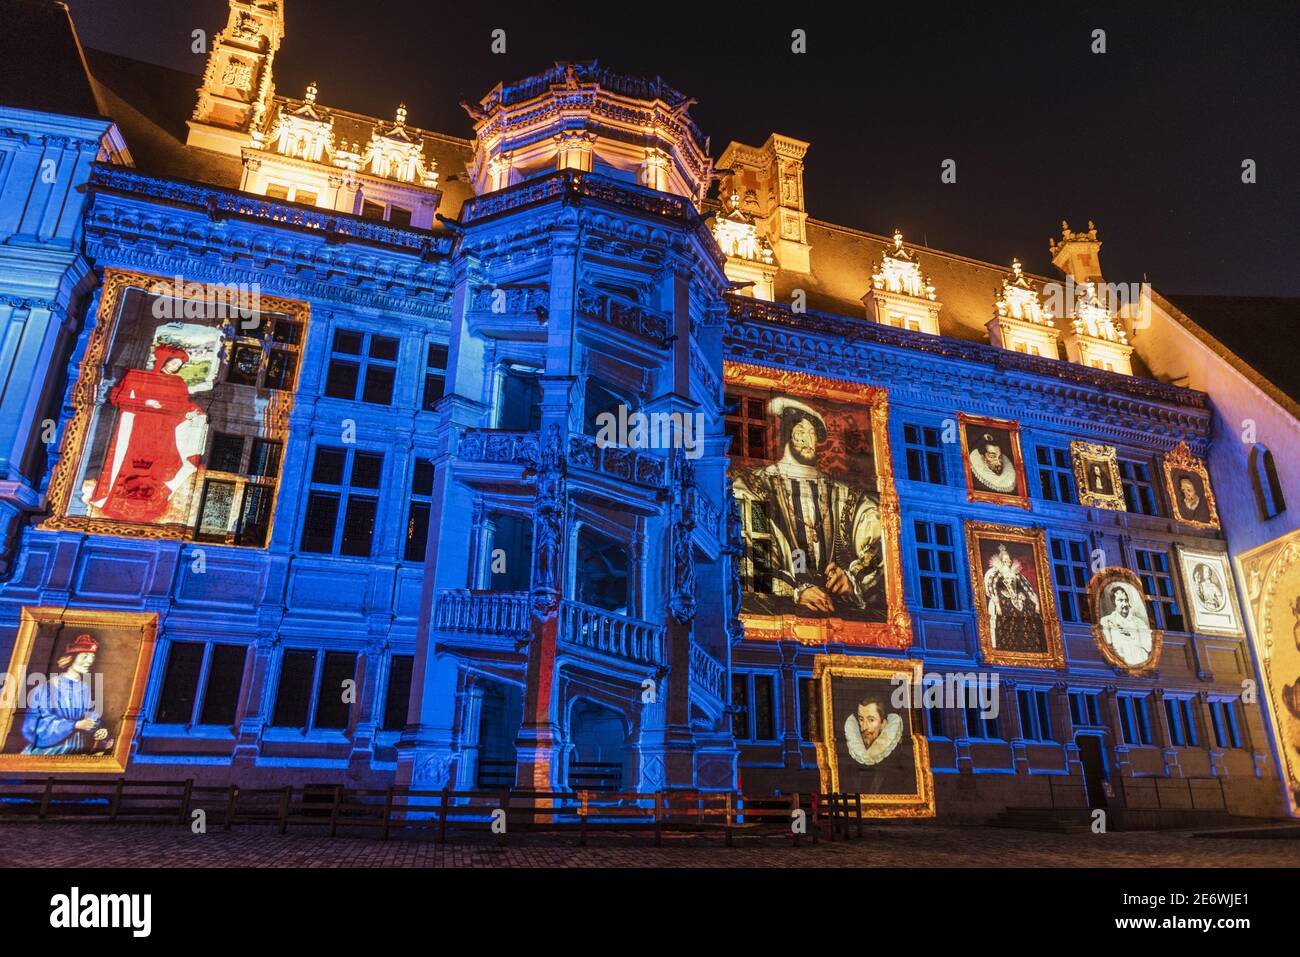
[0,0,1290,822]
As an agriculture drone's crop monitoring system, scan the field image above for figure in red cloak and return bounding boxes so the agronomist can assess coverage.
[88,344,208,524]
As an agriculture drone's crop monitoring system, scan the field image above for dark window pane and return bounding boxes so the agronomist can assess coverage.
[423,373,445,410]
[427,344,448,370]
[799,677,819,741]
[208,433,244,473]
[324,359,359,399]
[294,189,317,207]
[300,492,340,553]
[382,655,414,731]
[387,206,412,228]
[264,350,296,391]
[248,439,282,478]
[198,644,247,726]
[752,675,775,740]
[412,458,435,497]
[362,366,395,405]
[312,448,347,485]
[339,496,378,556]
[731,679,749,739]
[361,200,384,221]
[332,329,364,355]
[271,650,316,727]
[155,642,204,724]
[350,452,384,489]
[196,479,238,539]
[226,344,262,386]
[237,484,274,548]
[405,501,431,562]
[314,652,357,730]
[270,319,302,345]
[369,335,399,361]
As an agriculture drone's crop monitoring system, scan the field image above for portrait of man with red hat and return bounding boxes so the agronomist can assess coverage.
[20,633,114,756]
[85,338,210,524]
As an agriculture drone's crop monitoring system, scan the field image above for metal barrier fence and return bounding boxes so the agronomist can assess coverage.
[0,778,869,847]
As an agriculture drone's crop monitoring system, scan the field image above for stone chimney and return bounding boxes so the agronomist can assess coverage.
[1048,219,1102,284]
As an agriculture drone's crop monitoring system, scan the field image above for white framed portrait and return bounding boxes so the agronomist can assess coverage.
[1176,545,1245,637]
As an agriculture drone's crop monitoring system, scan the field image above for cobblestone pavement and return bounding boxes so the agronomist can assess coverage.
[1,821,1297,867]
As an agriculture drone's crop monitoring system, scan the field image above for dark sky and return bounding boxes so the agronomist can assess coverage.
[65,0,1300,296]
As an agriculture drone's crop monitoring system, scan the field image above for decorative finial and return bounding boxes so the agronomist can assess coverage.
[1011,257,1022,278]
[893,228,904,251]
[395,103,408,127]
[729,189,741,211]
[305,81,318,104]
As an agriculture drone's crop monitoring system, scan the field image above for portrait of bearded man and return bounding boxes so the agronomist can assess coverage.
[733,397,886,620]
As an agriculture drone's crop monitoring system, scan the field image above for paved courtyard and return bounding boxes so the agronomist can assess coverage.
[1,821,1297,867]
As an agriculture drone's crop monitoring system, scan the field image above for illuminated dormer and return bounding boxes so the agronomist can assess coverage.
[712,191,776,300]
[861,229,942,335]
[987,259,1060,358]
[269,82,334,162]
[1063,281,1134,374]
[464,61,713,206]
[364,105,439,188]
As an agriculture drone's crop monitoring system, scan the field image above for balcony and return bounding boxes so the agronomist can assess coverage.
[690,642,726,703]
[434,590,530,636]
[559,600,665,668]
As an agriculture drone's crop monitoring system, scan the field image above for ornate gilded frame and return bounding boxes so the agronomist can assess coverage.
[1087,566,1163,675]
[965,521,1065,668]
[1175,544,1245,638]
[957,412,1030,509]
[1070,440,1124,510]
[0,606,158,773]
[724,362,911,648]
[813,654,935,818]
[40,268,310,545]
[1163,441,1220,531]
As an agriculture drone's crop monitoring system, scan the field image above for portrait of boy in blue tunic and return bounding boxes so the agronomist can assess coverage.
[20,633,114,756]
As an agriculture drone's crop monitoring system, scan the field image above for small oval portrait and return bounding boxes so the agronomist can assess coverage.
[1088,568,1162,673]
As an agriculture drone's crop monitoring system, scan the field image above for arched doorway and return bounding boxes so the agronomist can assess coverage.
[567,699,628,792]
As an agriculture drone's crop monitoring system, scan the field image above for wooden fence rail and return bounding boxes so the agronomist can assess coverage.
[0,778,869,847]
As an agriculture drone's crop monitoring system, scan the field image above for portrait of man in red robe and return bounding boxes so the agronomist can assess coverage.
[87,344,209,524]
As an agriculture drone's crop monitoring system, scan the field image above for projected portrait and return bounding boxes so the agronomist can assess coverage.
[1176,546,1244,637]
[1088,567,1162,673]
[43,269,308,547]
[725,365,909,648]
[1071,441,1124,510]
[958,413,1029,508]
[0,607,157,773]
[1163,442,1219,530]
[813,654,934,817]
[966,522,1064,668]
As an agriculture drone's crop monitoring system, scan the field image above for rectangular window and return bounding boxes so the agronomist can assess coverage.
[1069,690,1103,727]
[271,650,317,728]
[914,520,960,611]
[798,676,819,742]
[324,328,399,405]
[497,365,543,431]
[271,649,358,731]
[1036,446,1076,504]
[724,391,770,461]
[294,189,318,207]
[154,642,247,727]
[387,205,412,228]
[1050,536,1092,623]
[300,446,383,557]
[1164,696,1199,747]
[902,423,946,485]
[730,678,749,740]
[1120,459,1161,515]
[313,651,358,730]
[404,457,434,563]
[732,673,778,741]
[423,344,448,411]
[925,704,947,739]
[207,433,245,474]
[265,182,290,200]
[965,704,1000,740]
[1118,694,1154,745]
[1209,699,1243,749]
[1135,548,1186,632]
[1017,688,1054,742]
[487,513,533,591]
[382,655,414,732]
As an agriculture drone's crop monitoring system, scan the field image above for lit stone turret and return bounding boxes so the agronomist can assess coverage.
[463,61,713,206]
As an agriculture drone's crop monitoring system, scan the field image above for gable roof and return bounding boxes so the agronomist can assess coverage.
[0,0,104,118]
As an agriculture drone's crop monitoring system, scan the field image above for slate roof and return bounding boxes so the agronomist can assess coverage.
[0,0,104,118]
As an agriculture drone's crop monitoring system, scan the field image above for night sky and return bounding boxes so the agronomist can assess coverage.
[63,0,1300,296]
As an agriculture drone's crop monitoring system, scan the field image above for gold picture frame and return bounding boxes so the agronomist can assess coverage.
[966,521,1065,668]
[0,606,158,773]
[813,654,935,818]
[957,413,1030,509]
[724,363,912,649]
[1163,441,1220,530]
[1175,544,1245,638]
[40,268,310,545]
[1071,440,1124,510]
[1087,566,1163,675]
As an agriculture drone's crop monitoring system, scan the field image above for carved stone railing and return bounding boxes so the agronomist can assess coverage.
[689,338,722,404]
[696,493,722,540]
[434,590,531,636]
[461,169,697,226]
[468,284,550,316]
[725,294,1208,410]
[457,429,539,465]
[567,433,668,487]
[690,642,727,703]
[88,164,454,256]
[559,600,666,668]
[575,284,671,348]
